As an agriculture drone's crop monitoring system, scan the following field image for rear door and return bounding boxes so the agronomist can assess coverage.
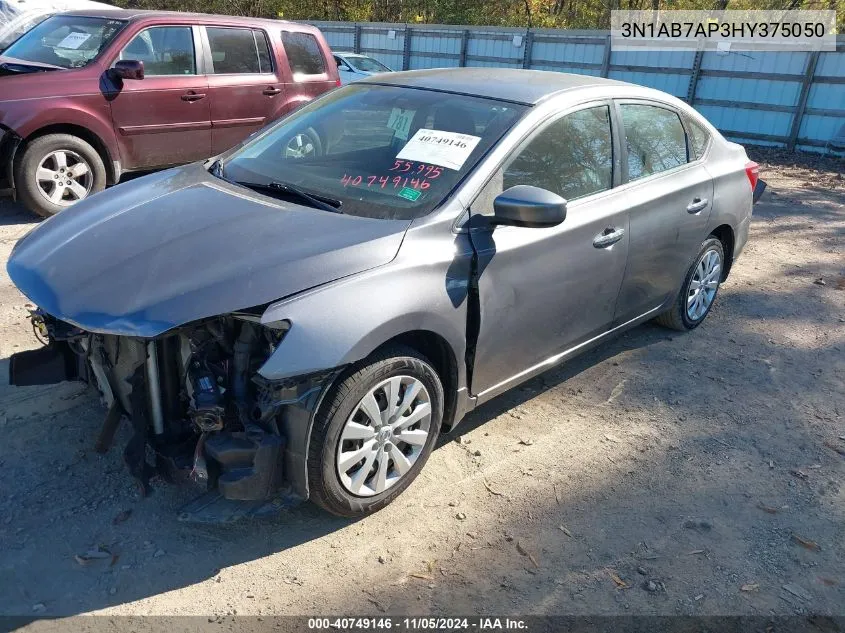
[612,100,714,323]
[108,24,211,170]
[203,26,282,155]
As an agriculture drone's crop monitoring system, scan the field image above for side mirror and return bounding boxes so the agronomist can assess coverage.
[491,185,567,228]
[110,59,144,81]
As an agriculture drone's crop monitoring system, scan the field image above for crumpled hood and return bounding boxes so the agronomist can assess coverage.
[8,164,410,337]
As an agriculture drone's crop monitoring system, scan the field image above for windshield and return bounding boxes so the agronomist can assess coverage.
[347,56,390,73]
[2,15,124,68]
[221,84,527,220]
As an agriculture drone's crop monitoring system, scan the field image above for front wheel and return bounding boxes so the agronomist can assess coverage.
[308,346,444,517]
[14,133,107,218]
[655,237,725,331]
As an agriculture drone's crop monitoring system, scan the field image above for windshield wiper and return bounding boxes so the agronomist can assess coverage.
[234,180,343,213]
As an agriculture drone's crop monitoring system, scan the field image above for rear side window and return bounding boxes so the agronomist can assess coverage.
[119,26,195,76]
[281,31,325,76]
[686,117,711,160]
[620,104,688,181]
[207,27,272,74]
[503,105,614,201]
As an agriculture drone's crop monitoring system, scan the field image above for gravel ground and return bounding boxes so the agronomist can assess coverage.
[0,149,843,623]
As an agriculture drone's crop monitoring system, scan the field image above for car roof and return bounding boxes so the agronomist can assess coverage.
[54,8,307,30]
[359,68,631,105]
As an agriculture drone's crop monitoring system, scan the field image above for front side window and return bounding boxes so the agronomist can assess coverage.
[620,104,688,181]
[219,84,527,220]
[281,31,325,76]
[118,26,195,76]
[2,15,124,69]
[503,105,614,202]
[207,27,271,74]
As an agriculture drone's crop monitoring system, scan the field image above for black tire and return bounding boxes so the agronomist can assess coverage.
[14,134,107,219]
[655,237,725,331]
[308,345,444,517]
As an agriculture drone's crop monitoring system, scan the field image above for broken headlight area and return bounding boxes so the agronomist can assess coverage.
[9,310,297,502]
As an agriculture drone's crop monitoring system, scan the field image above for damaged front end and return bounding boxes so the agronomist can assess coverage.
[10,310,322,517]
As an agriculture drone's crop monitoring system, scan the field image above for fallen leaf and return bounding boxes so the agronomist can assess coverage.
[366,597,386,612]
[757,503,779,514]
[74,546,112,566]
[604,433,622,443]
[790,469,809,480]
[483,480,505,496]
[112,509,132,525]
[741,583,759,592]
[813,277,826,286]
[516,542,539,568]
[606,569,629,589]
[792,534,821,551]
[518,438,534,446]
[559,526,572,537]
[818,577,838,586]
[410,573,434,581]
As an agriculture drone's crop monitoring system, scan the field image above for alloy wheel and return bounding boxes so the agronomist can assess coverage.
[336,375,432,497]
[687,248,721,321]
[284,133,316,159]
[35,150,93,207]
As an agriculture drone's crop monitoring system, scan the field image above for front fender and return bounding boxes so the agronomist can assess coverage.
[259,221,475,500]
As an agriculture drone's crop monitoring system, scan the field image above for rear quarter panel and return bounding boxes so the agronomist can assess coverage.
[704,137,754,263]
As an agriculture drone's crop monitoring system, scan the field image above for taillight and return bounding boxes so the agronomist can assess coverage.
[335,78,341,87]
[745,161,759,190]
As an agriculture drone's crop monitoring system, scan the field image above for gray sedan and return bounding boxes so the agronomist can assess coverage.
[7,68,761,518]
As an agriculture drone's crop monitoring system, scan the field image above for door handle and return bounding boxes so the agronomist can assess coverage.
[262,87,282,96]
[593,227,625,248]
[181,91,206,102]
[686,197,709,213]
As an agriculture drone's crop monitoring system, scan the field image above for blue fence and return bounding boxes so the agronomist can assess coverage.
[309,21,845,153]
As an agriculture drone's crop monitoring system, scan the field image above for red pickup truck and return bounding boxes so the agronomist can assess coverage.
[0,9,339,217]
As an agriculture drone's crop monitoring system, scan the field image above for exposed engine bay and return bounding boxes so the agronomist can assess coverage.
[10,310,312,508]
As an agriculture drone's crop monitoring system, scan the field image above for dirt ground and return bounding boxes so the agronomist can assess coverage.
[0,149,843,624]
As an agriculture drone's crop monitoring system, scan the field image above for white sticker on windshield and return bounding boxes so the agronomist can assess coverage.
[396,128,481,171]
[56,32,92,49]
[387,107,415,141]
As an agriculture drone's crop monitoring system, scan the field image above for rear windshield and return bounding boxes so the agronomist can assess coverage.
[221,84,527,220]
[2,15,125,68]
[347,56,390,73]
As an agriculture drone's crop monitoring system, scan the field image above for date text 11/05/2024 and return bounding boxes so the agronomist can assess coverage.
[307,617,528,630]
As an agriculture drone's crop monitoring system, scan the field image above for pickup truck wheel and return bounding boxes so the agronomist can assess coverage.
[15,134,106,218]
[308,346,443,517]
[655,237,725,331]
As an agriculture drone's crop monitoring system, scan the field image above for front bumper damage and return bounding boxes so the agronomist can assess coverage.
[9,310,332,522]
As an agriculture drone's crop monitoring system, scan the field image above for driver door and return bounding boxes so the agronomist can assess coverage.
[468,103,631,399]
[107,25,212,170]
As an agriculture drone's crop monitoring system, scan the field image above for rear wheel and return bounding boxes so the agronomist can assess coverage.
[15,134,106,218]
[308,346,443,517]
[655,237,725,331]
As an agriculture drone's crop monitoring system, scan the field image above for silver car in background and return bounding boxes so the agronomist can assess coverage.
[7,69,762,519]
[333,51,393,84]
